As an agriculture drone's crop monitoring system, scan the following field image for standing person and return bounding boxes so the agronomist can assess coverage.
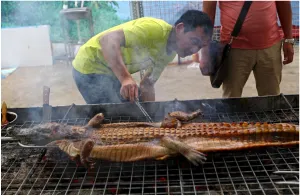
[200,1,295,98]
[72,10,213,104]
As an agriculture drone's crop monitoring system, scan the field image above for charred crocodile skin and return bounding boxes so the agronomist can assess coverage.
[9,110,299,169]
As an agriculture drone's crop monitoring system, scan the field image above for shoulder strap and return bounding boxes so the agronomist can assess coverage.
[231,1,252,37]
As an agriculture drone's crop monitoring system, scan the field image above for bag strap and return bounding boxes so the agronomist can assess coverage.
[229,1,252,42]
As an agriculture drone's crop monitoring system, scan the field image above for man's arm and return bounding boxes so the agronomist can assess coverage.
[199,1,217,75]
[276,1,294,65]
[100,30,138,102]
[202,0,217,26]
[276,1,293,39]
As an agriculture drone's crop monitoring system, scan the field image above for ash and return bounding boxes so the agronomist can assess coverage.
[1,142,72,194]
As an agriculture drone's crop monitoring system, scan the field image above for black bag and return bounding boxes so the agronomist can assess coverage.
[201,1,252,88]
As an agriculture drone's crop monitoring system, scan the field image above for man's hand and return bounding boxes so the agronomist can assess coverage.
[282,42,294,65]
[275,1,293,65]
[120,77,139,102]
[199,46,212,75]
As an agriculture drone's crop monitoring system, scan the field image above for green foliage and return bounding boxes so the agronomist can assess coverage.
[1,1,130,42]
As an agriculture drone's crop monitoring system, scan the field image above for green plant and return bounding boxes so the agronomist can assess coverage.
[1,1,130,42]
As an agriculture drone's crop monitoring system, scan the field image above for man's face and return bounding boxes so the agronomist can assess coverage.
[175,23,211,58]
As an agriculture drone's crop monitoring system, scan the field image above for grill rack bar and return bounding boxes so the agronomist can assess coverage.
[2,143,298,194]
[264,150,295,194]
[62,103,75,121]
[1,145,299,195]
[280,93,299,120]
[1,100,299,195]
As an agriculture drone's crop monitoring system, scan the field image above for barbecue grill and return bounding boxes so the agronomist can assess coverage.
[1,93,299,195]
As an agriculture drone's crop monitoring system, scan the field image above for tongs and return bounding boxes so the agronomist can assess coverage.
[273,171,299,185]
[135,98,153,123]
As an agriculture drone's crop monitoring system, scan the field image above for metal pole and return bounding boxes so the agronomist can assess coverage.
[129,1,144,19]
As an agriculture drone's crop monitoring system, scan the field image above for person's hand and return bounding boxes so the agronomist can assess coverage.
[283,42,294,65]
[199,46,212,75]
[120,77,139,102]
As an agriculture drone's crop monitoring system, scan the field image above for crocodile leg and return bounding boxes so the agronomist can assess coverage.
[78,139,96,169]
[160,109,202,128]
[86,113,105,128]
[50,138,205,168]
[45,140,80,163]
[160,117,182,128]
[159,136,206,166]
[168,109,203,122]
[90,137,206,166]
[47,139,96,169]
[49,139,174,169]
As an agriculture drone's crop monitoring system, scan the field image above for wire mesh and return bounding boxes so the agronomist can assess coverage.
[1,108,299,195]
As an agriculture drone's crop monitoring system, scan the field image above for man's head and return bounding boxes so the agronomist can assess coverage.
[174,10,213,58]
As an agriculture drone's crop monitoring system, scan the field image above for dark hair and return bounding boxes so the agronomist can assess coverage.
[175,10,213,36]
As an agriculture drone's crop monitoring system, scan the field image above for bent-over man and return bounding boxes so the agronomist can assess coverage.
[72,10,213,104]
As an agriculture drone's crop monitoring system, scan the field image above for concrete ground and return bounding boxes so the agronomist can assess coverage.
[1,46,299,108]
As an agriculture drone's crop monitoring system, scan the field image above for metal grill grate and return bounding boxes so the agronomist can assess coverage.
[1,108,299,195]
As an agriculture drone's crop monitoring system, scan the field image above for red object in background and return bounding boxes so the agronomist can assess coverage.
[278,25,299,39]
[72,179,79,183]
[110,188,117,194]
[196,185,207,191]
[158,177,167,182]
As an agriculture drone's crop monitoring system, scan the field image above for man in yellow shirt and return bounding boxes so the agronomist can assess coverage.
[72,10,213,104]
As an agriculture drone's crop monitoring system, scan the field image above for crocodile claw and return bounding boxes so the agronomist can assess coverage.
[184,149,207,166]
[84,158,96,170]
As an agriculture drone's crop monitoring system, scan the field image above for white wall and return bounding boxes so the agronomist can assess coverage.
[1,25,53,68]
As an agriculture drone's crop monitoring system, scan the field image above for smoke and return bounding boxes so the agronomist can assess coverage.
[8,122,88,145]
[201,102,216,113]
[163,99,189,118]
[8,2,61,28]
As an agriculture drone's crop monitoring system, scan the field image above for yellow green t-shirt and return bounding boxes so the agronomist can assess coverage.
[72,17,177,83]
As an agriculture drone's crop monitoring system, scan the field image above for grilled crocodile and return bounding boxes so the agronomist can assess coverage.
[10,110,299,169]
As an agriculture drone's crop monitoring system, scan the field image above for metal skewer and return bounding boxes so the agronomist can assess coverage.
[273,170,299,185]
[18,142,56,148]
[273,171,299,175]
